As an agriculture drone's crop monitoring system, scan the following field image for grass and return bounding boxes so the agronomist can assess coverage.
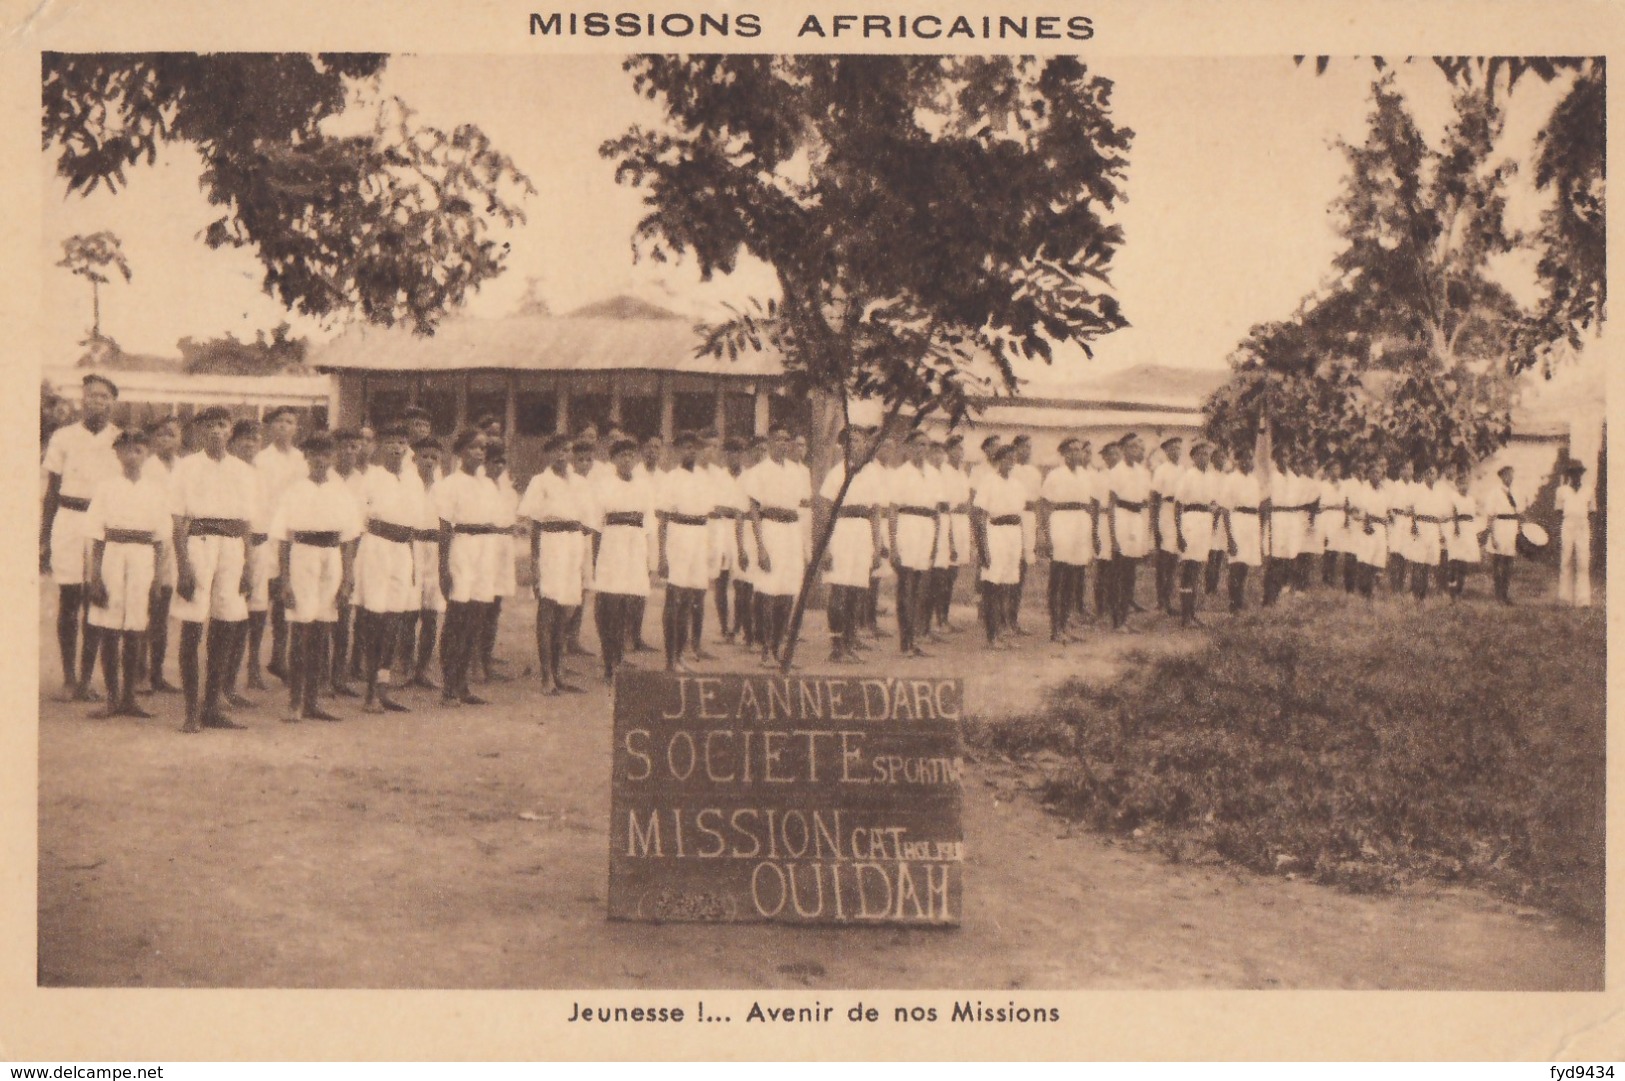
[970,588,1606,925]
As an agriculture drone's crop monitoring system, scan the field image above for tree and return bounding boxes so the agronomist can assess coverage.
[603,55,1133,668]
[1297,56,1606,375]
[1204,78,1515,475]
[56,231,131,340]
[43,53,536,335]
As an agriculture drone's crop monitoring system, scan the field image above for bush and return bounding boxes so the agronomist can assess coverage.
[1004,595,1605,924]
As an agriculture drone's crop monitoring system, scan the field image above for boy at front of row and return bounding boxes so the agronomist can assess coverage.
[272,431,361,723]
[83,429,172,718]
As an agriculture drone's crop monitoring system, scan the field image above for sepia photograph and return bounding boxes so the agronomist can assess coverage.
[29,43,1606,1010]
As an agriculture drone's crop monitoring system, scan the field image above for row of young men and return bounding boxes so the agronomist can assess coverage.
[42,400,510,728]
[816,427,1550,653]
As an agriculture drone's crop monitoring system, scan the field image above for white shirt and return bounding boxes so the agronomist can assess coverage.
[172,452,259,524]
[358,465,422,529]
[1556,485,1595,528]
[44,421,122,502]
[270,477,363,544]
[435,470,501,529]
[86,472,171,543]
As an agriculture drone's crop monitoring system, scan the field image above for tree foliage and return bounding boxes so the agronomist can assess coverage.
[1296,55,1606,375]
[603,55,1133,668]
[602,55,1133,427]
[177,323,307,376]
[43,53,536,335]
[1205,78,1516,475]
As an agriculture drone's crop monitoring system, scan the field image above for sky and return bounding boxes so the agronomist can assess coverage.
[39,54,1569,382]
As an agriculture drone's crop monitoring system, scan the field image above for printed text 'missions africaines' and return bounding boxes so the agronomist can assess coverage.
[530,12,1096,40]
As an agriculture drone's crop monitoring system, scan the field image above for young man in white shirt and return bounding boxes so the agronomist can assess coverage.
[657,432,713,672]
[593,438,656,683]
[84,429,171,717]
[1220,447,1265,613]
[141,416,183,695]
[354,424,422,713]
[271,431,361,723]
[41,372,123,700]
[436,430,501,705]
[818,426,885,663]
[520,435,590,695]
[1555,461,1595,608]
[742,426,810,666]
[253,405,304,685]
[1106,433,1153,631]
[1149,436,1185,617]
[1039,437,1094,643]
[1173,441,1218,628]
[170,407,260,733]
[972,443,1024,649]
[1482,464,1521,605]
[404,437,448,689]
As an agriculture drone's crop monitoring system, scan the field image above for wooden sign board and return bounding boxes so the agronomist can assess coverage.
[608,669,964,926]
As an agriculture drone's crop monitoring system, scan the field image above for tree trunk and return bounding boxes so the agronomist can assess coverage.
[91,279,101,339]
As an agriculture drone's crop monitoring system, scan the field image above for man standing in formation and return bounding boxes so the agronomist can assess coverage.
[41,373,122,701]
[743,427,810,668]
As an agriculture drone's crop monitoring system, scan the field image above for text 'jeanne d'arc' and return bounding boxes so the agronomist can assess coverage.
[655,676,962,724]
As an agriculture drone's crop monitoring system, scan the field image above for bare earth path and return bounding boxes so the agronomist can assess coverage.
[37,590,1601,990]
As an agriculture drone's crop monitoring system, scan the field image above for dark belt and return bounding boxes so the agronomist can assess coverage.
[1493,514,1520,520]
[1023,501,1037,512]
[990,514,1022,527]
[1231,507,1259,515]
[1275,503,1315,513]
[836,506,871,519]
[58,495,92,513]
[1115,498,1147,512]
[665,512,708,527]
[758,507,799,524]
[1177,503,1214,514]
[189,517,248,538]
[1049,501,1090,512]
[292,530,342,548]
[603,511,645,528]
[103,527,157,545]
[1453,515,1475,522]
[453,523,503,535]
[952,503,973,515]
[249,532,269,546]
[536,520,581,534]
[1393,509,1414,518]
[368,519,415,544]
[413,527,440,542]
[898,505,936,518]
[1413,515,1446,524]
[709,508,740,519]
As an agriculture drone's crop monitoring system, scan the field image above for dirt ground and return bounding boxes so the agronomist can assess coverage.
[37,582,1602,990]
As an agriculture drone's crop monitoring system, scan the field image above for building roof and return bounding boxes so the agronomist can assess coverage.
[310,302,787,379]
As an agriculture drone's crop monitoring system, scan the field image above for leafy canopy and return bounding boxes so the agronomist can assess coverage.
[1205,76,1519,475]
[43,53,536,335]
[602,55,1134,426]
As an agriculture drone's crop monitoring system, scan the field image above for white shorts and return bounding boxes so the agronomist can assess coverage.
[1358,522,1389,569]
[414,539,446,612]
[246,535,275,613]
[50,507,90,586]
[172,533,249,624]
[493,532,518,597]
[1227,512,1263,568]
[87,541,156,632]
[1179,510,1216,562]
[664,522,711,591]
[285,542,345,624]
[894,511,936,571]
[535,525,585,607]
[1114,512,1151,560]
[447,531,496,604]
[1050,510,1095,566]
[981,523,1022,586]
[825,517,875,590]
[709,515,735,576]
[354,532,417,614]
[753,518,804,597]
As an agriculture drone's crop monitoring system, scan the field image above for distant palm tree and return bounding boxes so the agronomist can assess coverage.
[56,231,132,340]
